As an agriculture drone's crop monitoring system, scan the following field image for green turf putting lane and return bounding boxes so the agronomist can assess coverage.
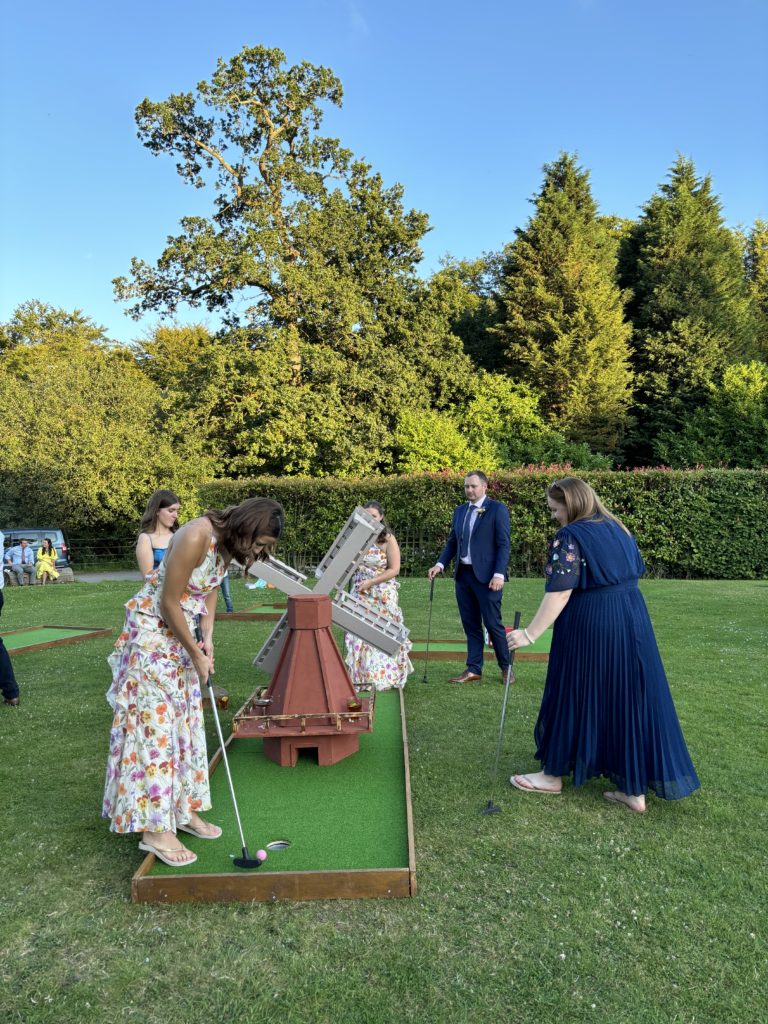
[132,689,415,904]
[2,625,112,654]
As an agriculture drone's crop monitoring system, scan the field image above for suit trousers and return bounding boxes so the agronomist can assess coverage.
[0,591,20,701]
[455,563,509,675]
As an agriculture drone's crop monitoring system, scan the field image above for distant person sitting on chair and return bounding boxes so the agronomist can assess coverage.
[36,538,60,586]
[136,490,181,576]
[0,531,21,706]
[4,539,35,585]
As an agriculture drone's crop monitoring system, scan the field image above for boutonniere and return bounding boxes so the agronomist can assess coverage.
[476,506,487,518]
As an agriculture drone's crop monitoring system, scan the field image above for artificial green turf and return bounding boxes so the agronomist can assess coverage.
[1,626,101,650]
[148,689,409,875]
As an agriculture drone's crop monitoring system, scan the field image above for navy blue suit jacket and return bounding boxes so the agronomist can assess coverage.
[438,498,511,584]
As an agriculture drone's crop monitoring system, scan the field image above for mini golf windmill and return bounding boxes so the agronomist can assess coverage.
[232,507,409,766]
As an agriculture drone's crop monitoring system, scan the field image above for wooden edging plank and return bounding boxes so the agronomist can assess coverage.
[132,867,411,904]
[399,688,417,896]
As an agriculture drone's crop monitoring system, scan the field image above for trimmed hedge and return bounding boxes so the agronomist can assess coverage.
[199,469,768,580]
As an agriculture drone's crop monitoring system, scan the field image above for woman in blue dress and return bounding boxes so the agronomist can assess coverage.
[136,489,181,576]
[506,477,700,813]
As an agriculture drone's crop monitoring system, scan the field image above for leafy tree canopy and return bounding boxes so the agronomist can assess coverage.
[0,304,210,530]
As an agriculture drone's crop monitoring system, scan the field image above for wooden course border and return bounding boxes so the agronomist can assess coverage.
[131,689,416,904]
[411,639,549,663]
[2,625,112,656]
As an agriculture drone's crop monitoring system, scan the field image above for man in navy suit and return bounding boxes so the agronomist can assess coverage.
[428,471,511,683]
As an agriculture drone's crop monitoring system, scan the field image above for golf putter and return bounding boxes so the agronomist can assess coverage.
[481,610,522,815]
[421,575,436,683]
[194,625,264,869]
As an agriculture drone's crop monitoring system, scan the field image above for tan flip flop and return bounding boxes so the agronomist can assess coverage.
[138,841,198,867]
[177,821,223,840]
[509,774,562,794]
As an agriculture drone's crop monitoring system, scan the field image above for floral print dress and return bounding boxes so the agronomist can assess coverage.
[344,545,413,691]
[102,540,226,834]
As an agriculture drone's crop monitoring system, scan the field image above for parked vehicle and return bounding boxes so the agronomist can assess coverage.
[1,528,74,584]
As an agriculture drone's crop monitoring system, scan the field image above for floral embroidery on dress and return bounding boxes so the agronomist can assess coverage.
[344,544,413,691]
[544,530,582,590]
[102,540,226,834]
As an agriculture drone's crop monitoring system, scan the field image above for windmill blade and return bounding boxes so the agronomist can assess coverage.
[332,590,408,657]
[253,613,289,673]
[313,507,381,595]
[248,556,308,594]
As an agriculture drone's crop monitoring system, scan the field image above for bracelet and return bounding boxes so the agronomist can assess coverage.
[522,627,533,644]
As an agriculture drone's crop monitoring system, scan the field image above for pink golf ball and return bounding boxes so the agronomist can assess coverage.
[257,849,267,863]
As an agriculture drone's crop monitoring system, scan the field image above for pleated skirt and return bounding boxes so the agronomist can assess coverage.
[535,581,700,799]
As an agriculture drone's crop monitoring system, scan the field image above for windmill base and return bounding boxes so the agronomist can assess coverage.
[263,732,360,767]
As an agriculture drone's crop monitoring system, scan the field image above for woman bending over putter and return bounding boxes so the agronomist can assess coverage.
[506,478,699,813]
[103,496,284,866]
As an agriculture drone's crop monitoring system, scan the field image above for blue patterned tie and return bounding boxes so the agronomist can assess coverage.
[459,504,474,559]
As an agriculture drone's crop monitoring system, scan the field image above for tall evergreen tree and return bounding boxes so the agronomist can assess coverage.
[743,219,768,355]
[619,156,758,462]
[493,153,633,452]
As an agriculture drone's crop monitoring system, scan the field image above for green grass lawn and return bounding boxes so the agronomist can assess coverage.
[0,575,765,1024]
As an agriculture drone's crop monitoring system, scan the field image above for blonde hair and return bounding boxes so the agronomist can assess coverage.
[547,477,630,534]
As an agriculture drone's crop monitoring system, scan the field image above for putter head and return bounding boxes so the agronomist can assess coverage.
[233,855,264,869]
[481,800,502,815]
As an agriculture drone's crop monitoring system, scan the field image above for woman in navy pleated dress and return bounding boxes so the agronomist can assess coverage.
[506,477,699,813]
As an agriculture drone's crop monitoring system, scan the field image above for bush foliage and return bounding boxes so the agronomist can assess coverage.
[199,468,768,579]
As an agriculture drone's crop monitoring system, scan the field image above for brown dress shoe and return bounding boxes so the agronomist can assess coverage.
[3,697,20,706]
[447,671,482,684]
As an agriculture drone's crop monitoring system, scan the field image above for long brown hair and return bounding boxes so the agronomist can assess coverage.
[547,478,630,534]
[204,497,284,567]
[139,489,181,535]
[363,501,391,545]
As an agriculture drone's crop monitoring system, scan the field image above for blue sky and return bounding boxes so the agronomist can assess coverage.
[2,0,766,343]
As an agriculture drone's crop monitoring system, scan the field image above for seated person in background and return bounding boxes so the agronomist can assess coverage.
[0,530,21,705]
[135,490,181,576]
[36,538,60,586]
[4,539,35,585]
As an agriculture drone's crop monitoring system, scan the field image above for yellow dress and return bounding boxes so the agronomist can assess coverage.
[36,547,59,580]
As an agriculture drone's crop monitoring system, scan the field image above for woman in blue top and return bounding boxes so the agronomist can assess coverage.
[506,477,700,813]
[136,490,181,576]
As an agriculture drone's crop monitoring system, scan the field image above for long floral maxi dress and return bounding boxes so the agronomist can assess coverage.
[102,540,226,834]
[344,545,413,691]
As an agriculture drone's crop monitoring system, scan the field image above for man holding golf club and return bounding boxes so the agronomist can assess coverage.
[428,472,511,684]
